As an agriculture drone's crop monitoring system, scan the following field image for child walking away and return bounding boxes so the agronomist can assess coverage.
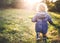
[32,2,54,42]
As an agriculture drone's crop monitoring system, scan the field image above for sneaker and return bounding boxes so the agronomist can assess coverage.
[36,38,41,40]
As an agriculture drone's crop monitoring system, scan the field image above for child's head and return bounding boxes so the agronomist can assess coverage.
[36,3,48,12]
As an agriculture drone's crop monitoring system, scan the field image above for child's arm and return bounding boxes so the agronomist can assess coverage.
[47,14,58,29]
[47,14,54,25]
[47,15,57,29]
[32,15,37,22]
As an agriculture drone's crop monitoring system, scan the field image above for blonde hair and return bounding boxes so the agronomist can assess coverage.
[36,3,48,12]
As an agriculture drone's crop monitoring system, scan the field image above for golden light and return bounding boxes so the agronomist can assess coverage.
[23,0,42,10]
[53,0,57,2]
[49,0,57,2]
[25,0,42,5]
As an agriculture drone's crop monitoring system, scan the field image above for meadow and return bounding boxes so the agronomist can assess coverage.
[0,9,60,43]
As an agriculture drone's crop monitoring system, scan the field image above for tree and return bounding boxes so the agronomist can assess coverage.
[46,0,60,12]
[54,0,60,12]
[0,0,14,8]
[0,0,25,8]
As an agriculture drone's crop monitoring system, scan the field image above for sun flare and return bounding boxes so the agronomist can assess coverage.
[49,0,57,2]
[27,0,42,4]
[23,0,57,10]
[24,0,42,10]
[24,0,42,5]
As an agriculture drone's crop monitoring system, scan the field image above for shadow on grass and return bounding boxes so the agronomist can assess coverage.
[0,27,6,33]
[0,36,10,43]
[52,23,60,29]
[51,40,60,43]
[36,40,40,43]
[36,39,47,43]
[52,23,60,36]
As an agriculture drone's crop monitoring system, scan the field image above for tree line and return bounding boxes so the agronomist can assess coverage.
[0,0,60,12]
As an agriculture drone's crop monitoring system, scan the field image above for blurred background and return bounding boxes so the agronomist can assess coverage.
[0,0,60,43]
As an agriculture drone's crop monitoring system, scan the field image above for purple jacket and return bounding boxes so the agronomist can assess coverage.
[32,12,53,33]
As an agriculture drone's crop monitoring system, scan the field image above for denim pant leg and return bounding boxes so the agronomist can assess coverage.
[36,32,40,38]
[43,35,47,43]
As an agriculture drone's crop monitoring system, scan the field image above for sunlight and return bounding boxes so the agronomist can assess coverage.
[50,0,57,2]
[25,0,42,4]
[23,0,57,10]
[23,0,42,10]
[53,0,57,2]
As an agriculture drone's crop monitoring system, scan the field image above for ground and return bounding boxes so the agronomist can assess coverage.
[0,9,60,43]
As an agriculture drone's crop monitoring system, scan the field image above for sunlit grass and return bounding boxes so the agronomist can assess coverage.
[0,9,60,43]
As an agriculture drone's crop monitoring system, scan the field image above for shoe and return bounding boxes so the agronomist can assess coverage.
[36,38,41,40]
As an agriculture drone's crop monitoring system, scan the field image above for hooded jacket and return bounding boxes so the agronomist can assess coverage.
[32,12,53,33]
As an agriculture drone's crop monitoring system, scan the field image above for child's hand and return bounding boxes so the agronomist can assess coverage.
[52,23,56,26]
[51,23,57,29]
[52,23,60,29]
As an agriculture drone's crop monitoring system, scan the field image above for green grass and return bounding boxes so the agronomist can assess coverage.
[0,9,60,43]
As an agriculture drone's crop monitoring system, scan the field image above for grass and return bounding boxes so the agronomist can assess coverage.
[0,9,60,43]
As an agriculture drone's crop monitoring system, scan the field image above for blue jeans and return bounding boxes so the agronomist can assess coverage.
[36,32,40,38]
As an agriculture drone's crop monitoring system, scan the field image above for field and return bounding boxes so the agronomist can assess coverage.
[0,9,60,43]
